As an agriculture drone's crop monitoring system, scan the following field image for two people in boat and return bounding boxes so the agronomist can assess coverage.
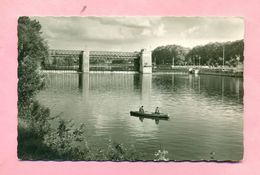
[139,106,160,114]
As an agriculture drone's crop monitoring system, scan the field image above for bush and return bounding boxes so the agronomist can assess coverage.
[43,120,88,160]
[43,119,142,161]
[154,150,169,161]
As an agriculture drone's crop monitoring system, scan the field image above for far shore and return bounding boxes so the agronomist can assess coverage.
[41,65,243,78]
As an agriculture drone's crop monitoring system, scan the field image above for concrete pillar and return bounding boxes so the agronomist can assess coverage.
[139,49,152,74]
[79,50,89,72]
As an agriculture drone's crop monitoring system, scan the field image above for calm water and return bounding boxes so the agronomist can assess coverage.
[37,72,243,161]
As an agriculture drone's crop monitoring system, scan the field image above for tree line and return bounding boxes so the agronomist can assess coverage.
[152,40,244,67]
[43,40,244,68]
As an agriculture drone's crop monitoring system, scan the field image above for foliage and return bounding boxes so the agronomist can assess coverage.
[18,16,49,107]
[50,56,78,66]
[17,16,51,159]
[186,40,244,66]
[18,17,48,63]
[17,101,52,160]
[104,140,140,161]
[43,120,88,160]
[152,45,190,65]
[18,56,45,107]
[43,119,142,161]
[152,40,243,67]
[43,118,170,161]
[154,149,169,161]
[18,16,50,140]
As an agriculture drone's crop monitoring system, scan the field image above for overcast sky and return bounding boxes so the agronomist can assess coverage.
[33,16,244,51]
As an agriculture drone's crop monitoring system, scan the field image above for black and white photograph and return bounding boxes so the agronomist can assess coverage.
[18,16,244,161]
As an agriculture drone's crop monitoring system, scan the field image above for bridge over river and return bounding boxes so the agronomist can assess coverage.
[46,49,152,73]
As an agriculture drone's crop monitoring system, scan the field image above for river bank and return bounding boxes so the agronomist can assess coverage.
[153,66,243,77]
[41,66,243,77]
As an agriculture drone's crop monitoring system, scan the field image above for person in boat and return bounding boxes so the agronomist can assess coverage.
[139,106,144,113]
[155,107,160,114]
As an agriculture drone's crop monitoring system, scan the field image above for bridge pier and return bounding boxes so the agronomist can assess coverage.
[79,50,89,72]
[139,49,152,74]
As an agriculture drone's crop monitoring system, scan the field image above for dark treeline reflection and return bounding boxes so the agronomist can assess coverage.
[46,73,243,104]
[152,74,243,104]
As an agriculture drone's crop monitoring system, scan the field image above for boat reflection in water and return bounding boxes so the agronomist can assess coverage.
[130,112,169,125]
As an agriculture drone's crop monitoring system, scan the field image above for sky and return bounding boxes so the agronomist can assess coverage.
[33,16,244,51]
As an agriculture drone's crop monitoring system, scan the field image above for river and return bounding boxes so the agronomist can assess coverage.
[37,72,243,161]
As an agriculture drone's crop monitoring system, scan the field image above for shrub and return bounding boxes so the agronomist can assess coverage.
[154,149,169,161]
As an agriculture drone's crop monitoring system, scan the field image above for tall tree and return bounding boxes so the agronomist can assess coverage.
[18,17,52,159]
[152,45,190,65]
[18,17,49,108]
[186,40,244,67]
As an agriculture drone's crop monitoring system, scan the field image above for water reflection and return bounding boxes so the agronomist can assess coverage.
[141,74,152,110]
[78,73,89,99]
[40,72,243,160]
[135,116,168,125]
[45,73,243,104]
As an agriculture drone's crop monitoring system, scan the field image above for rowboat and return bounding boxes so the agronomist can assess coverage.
[130,111,169,119]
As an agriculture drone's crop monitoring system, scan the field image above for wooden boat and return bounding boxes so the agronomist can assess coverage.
[130,111,169,119]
